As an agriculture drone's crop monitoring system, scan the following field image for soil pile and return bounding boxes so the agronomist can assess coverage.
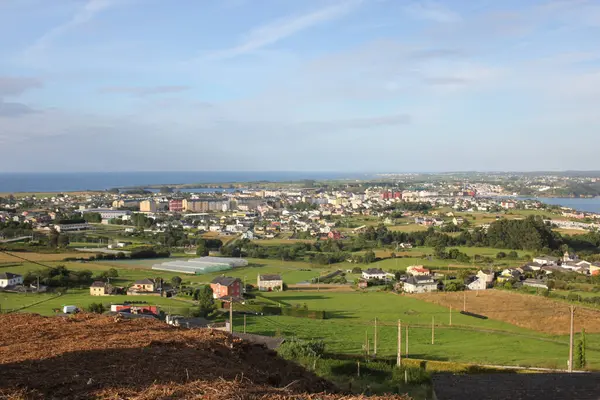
[0,314,408,399]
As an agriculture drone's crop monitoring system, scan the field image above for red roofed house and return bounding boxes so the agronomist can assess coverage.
[210,276,242,299]
[327,230,342,240]
[406,265,431,276]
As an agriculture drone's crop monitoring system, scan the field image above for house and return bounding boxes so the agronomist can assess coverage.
[210,276,242,299]
[127,278,160,295]
[523,279,548,289]
[532,255,558,266]
[406,265,431,276]
[327,230,342,240]
[452,217,465,225]
[257,274,283,291]
[476,270,495,286]
[357,279,368,289]
[563,251,578,263]
[403,276,438,294]
[591,262,600,276]
[131,278,155,292]
[399,242,413,249]
[467,277,487,291]
[89,281,114,296]
[497,268,522,283]
[362,268,389,280]
[0,272,23,288]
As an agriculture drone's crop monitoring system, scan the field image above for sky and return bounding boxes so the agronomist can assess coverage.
[0,0,599,172]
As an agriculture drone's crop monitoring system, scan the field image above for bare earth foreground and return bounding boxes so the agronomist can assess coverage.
[416,290,600,335]
[0,314,407,400]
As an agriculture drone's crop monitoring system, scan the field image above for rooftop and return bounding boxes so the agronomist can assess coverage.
[211,276,240,287]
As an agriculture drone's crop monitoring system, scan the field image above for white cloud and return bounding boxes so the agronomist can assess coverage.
[207,0,362,59]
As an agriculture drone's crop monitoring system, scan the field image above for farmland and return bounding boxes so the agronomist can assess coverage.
[416,290,600,335]
[234,290,600,369]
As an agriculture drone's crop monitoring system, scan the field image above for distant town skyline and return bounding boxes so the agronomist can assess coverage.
[1,0,599,172]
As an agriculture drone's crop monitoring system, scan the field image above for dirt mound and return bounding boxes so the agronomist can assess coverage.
[0,314,407,399]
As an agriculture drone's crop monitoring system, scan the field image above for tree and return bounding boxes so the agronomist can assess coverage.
[197,285,216,318]
[196,241,209,257]
[575,328,587,369]
[57,234,70,248]
[87,303,105,314]
[363,250,376,264]
[107,268,119,278]
[171,276,182,288]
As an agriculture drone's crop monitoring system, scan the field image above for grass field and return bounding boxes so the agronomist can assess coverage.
[0,289,194,315]
[0,252,91,263]
[234,290,600,369]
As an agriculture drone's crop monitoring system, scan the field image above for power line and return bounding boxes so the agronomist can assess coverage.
[0,249,59,270]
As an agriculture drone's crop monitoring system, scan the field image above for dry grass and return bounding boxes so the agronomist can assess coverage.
[415,290,600,335]
[0,314,410,400]
[554,228,589,236]
[0,252,90,263]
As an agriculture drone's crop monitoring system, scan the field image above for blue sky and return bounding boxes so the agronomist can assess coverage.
[0,0,599,172]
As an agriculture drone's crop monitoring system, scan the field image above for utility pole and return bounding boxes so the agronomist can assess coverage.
[374,318,378,356]
[450,306,452,326]
[366,331,370,356]
[463,291,466,312]
[243,314,246,334]
[405,325,409,357]
[432,316,435,345]
[569,305,574,372]
[229,300,233,333]
[397,320,402,366]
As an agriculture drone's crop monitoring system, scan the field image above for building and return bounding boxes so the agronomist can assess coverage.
[80,208,131,221]
[169,199,184,213]
[0,272,23,288]
[140,200,158,213]
[54,222,91,232]
[406,265,431,276]
[467,277,487,291]
[362,268,389,280]
[127,278,158,295]
[257,274,283,291]
[112,199,141,209]
[403,276,438,294]
[210,276,242,299]
[591,263,600,276]
[327,230,342,240]
[110,304,159,316]
[532,255,559,266]
[476,270,495,286]
[89,281,114,296]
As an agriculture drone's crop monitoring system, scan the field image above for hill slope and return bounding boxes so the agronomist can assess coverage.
[0,314,407,399]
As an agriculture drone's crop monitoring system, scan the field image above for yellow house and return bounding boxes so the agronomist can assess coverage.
[90,281,113,296]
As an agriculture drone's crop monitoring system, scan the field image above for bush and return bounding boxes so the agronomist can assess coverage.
[278,338,325,360]
[87,303,105,314]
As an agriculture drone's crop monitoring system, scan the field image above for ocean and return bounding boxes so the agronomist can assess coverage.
[0,172,367,193]
[521,197,600,214]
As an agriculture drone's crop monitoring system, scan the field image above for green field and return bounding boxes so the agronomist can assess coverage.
[0,289,194,315]
[234,291,600,369]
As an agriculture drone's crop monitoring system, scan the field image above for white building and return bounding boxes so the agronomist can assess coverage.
[54,222,91,232]
[362,268,389,280]
[0,272,23,288]
[257,274,283,291]
[403,276,438,293]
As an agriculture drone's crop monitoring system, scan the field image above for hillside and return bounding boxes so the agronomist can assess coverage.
[0,314,407,399]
